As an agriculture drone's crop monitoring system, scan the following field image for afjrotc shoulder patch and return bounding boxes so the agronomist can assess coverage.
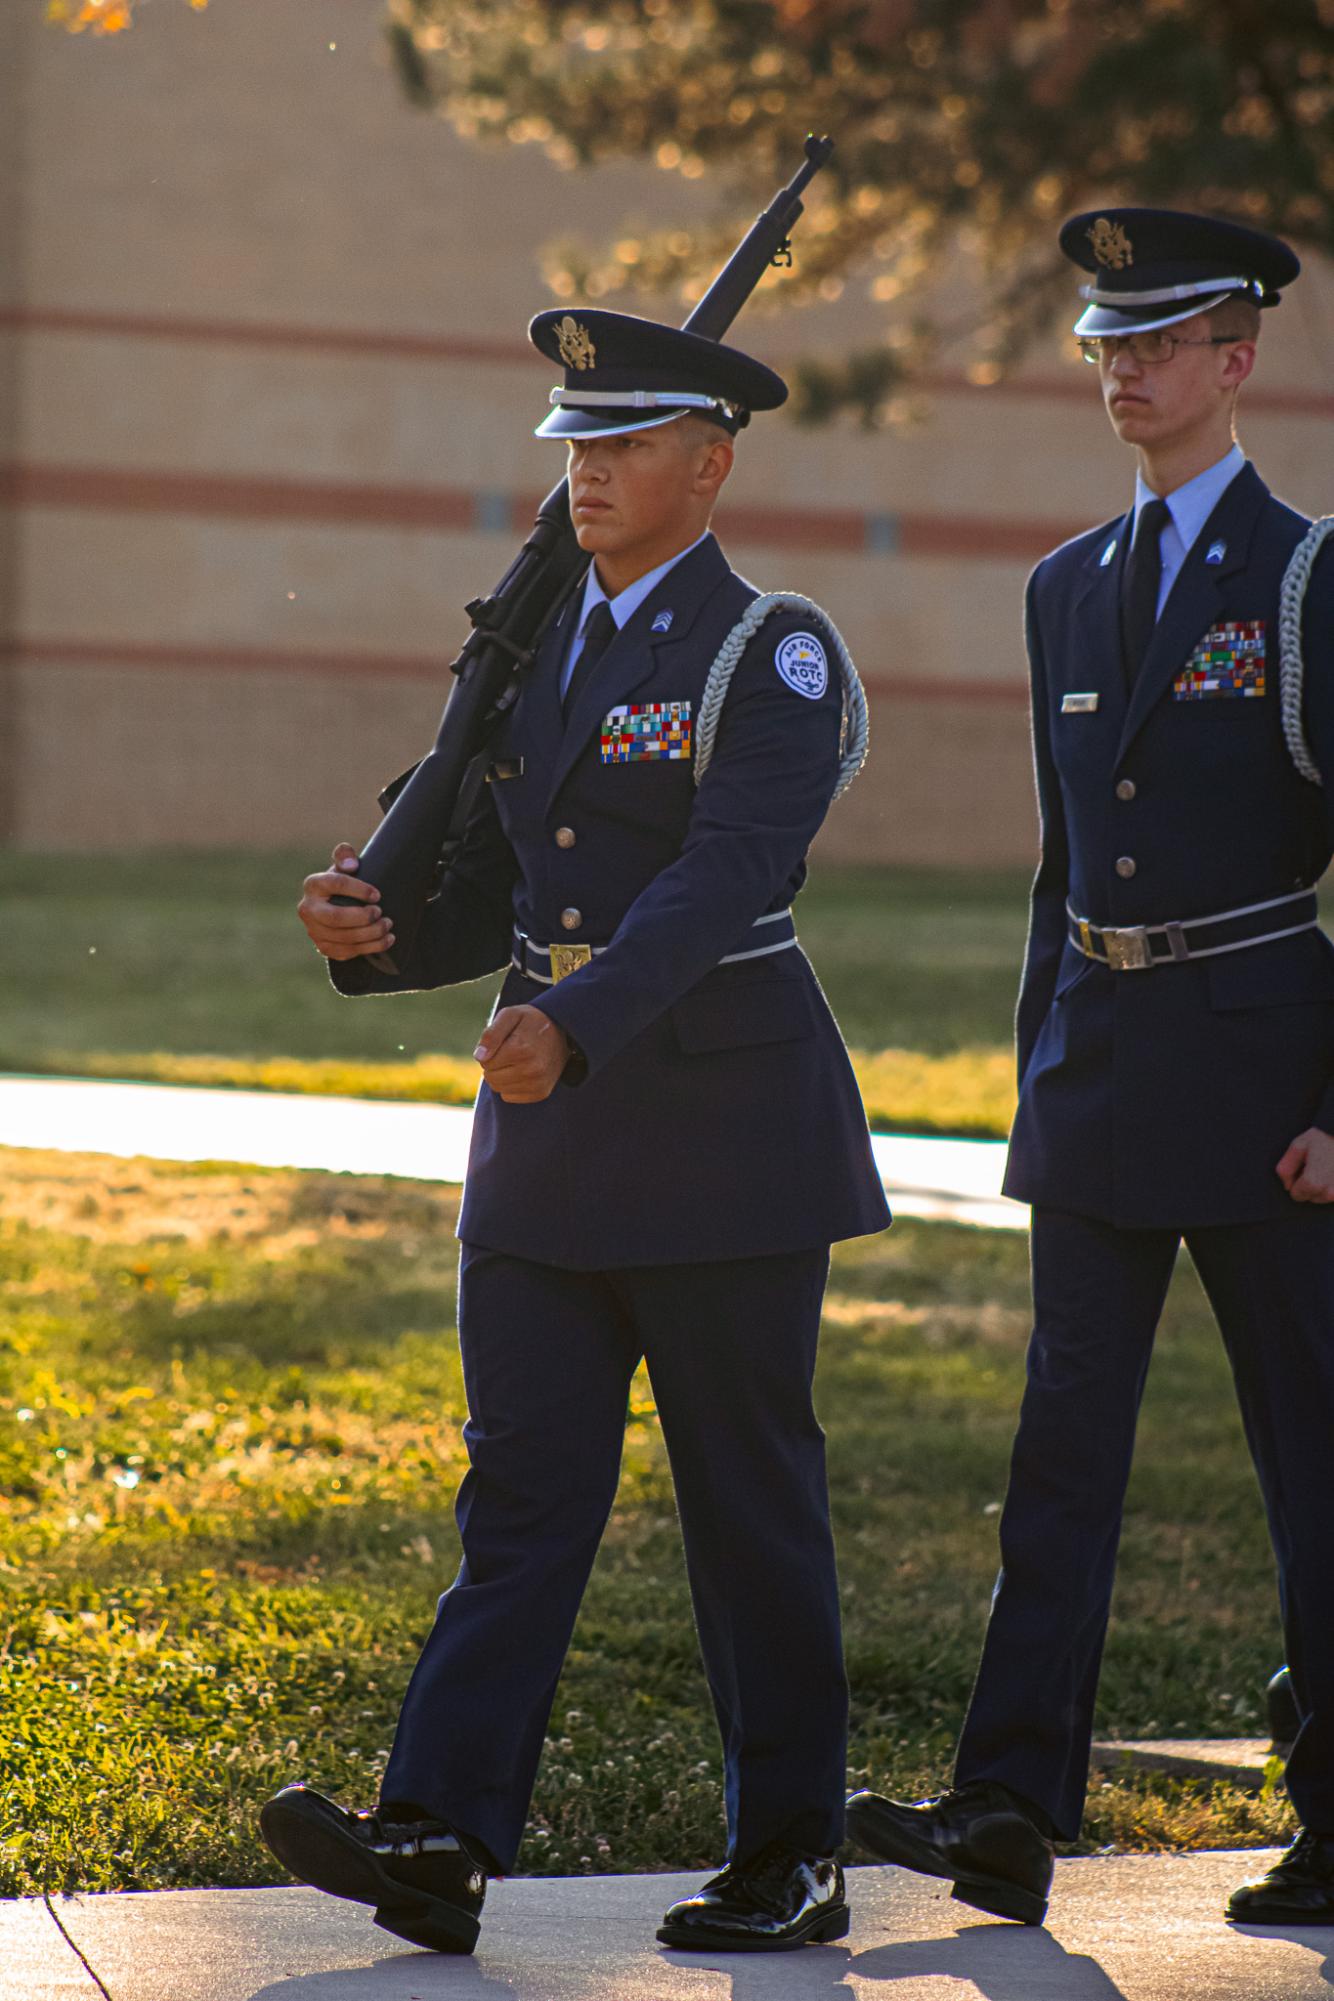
[1173,621,1266,700]
[775,631,828,700]
[601,700,693,762]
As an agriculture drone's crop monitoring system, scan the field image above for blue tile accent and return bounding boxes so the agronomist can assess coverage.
[865,513,900,555]
[474,491,512,533]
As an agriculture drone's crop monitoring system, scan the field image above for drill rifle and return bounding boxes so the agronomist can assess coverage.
[346,134,835,973]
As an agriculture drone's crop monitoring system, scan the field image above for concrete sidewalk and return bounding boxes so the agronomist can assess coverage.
[0,1074,1025,1230]
[10,1855,1333,2001]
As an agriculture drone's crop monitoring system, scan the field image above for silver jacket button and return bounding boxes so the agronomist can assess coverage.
[554,826,577,850]
[1115,779,1136,802]
[1115,856,1137,879]
[560,907,582,931]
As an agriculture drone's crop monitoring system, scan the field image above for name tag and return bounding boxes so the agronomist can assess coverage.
[601,701,692,763]
[1061,692,1100,715]
[1173,621,1266,700]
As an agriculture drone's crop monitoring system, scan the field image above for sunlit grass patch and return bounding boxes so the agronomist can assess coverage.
[16,1050,485,1112]
[0,1148,1294,1893]
[850,1044,1015,1136]
[14,1041,1017,1138]
[0,855,1033,1075]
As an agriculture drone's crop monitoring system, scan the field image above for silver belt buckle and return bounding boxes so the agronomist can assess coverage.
[1102,925,1152,972]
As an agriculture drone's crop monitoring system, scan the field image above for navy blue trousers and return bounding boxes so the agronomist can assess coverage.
[380,1242,847,1873]
[955,1204,1334,1838]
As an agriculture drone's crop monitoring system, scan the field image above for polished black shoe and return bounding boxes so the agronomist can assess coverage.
[657,1844,849,1952]
[1227,1831,1334,1925]
[846,1781,1053,1925]
[259,1784,486,1954]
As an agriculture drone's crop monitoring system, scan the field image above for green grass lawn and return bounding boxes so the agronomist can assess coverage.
[0,1149,1294,1896]
[1,850,1031,1135]
[0,850,1032,1061]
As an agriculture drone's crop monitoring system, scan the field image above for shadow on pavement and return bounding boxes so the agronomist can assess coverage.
[1229,1928,1334,1986]
[660,1942,855,1994]
[665,1922,1131,1999]
[248,1953,520,2000]
[850,1923,1130,1996]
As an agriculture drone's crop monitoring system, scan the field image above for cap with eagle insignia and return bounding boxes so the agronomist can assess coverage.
[1058,208,1300,337]
[528,308,788,440]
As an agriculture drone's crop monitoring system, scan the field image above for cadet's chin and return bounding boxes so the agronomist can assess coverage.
[1105,396,1156,444]
[572,517,625,554]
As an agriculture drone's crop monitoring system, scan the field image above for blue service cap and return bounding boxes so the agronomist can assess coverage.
[1059,208,1300,337]
[528,308,787,439]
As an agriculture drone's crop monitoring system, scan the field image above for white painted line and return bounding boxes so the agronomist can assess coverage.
[0,1075,477,1182]
[869,1131,1026,1232]
[0,1075,1028,1232]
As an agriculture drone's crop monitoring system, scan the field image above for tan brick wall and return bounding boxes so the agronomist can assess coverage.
[0,3,25,841]
[6,0,1333,864]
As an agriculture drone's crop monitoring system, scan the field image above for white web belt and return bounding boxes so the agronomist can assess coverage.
[512,908,797,986]
[1067,889,1319,972]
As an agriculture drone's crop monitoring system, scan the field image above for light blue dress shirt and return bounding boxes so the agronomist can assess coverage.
[1133,443,1245,619]
[560,533,710,698]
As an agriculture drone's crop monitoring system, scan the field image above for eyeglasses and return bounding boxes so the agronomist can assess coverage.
[1078,332,1242,366]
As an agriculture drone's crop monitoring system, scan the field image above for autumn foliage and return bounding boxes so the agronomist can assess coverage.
[46,0,207,34]
[385,0,1334,419]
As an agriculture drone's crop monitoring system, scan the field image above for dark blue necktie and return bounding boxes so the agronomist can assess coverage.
[1121,496,1171,689]
[561,601,617,721]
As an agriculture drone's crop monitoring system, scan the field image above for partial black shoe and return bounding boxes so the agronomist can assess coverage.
[259,1784,486,1954]
[657,1844,849,1952]
[1227,1831,1334,1925]
[846,1780,1053,1925]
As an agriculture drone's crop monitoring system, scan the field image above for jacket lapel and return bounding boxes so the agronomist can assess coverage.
[543,535,731,810]
[526,599,574,754]
[1115,462,1268,764]
[1069,511,1133,734]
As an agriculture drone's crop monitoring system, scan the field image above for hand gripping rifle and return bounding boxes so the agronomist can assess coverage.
[342,134,835,974]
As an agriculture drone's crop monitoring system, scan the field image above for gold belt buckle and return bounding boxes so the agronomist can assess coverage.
[1102,925,1152,972]
[549,944,592,983]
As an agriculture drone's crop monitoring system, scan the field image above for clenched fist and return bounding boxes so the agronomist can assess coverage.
[297,845,395,962]
[1277,1128,1334,1204]
[475,1005,571,1104]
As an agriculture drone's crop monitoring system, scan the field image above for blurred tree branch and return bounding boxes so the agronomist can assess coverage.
[46,0,208,32]
[384,0,1334,423]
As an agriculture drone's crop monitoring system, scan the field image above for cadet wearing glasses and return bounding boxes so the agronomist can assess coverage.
[850,209,1334,1933]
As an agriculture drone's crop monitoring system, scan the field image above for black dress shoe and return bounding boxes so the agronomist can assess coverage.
[259,1784,486,1954]
[657,1844,849,1952]
[1228,1831,1334,1925]
[846,1781,1053,1925]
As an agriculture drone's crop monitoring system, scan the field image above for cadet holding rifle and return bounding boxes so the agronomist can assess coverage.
[262,256,889,1954]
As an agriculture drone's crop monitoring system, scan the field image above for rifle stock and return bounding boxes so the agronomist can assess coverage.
[342,135,834,973]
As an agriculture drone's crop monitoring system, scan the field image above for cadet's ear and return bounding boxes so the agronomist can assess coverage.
[1219,339,1256,392]
[692,433,734,502]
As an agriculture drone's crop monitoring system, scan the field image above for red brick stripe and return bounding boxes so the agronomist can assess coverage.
[5,303,1332,420]
[0,463,475,531]
[3,635,1029,704]
[2,460,1064,562]
[3,637,449,680]
[0,304,534,368]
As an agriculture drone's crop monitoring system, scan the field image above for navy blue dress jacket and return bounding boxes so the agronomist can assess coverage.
[334,533,890,1267]
[1004,463,1334,1227]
